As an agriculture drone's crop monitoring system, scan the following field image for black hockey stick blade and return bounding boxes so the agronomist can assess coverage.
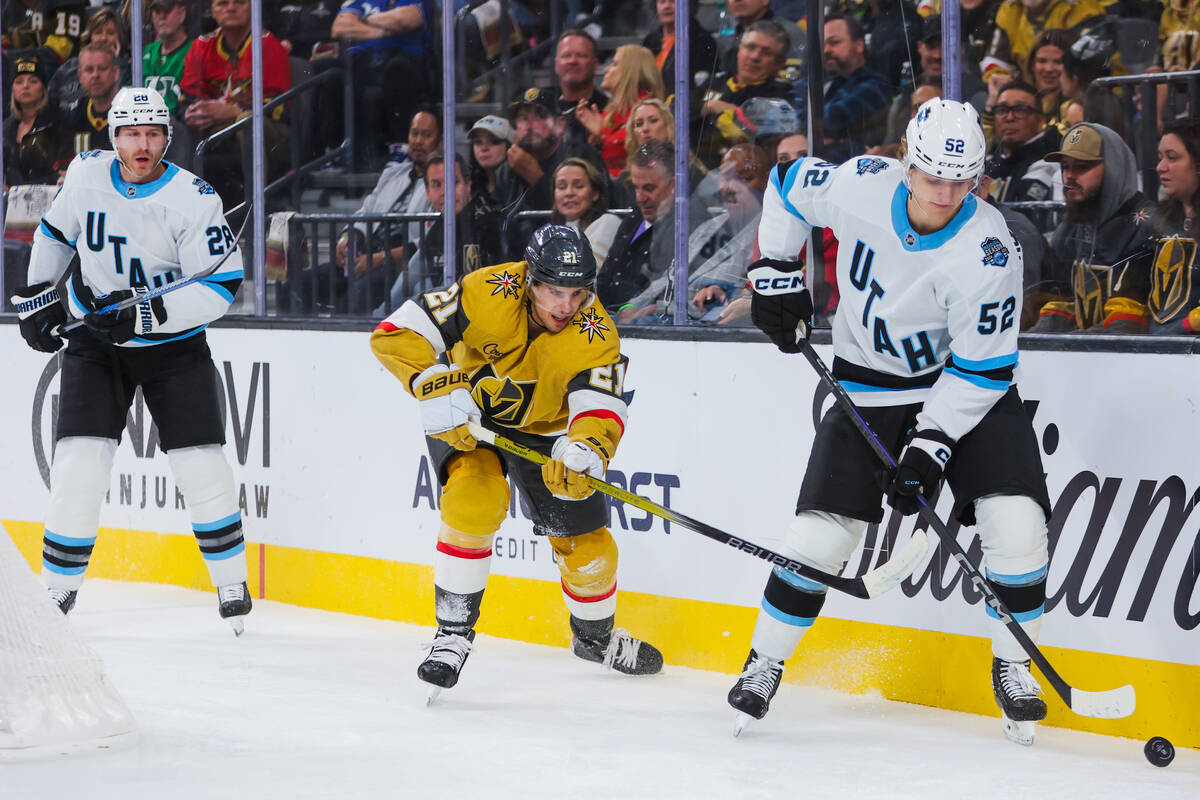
[466,421,928,600]
[797,342,1136,719]
[56,206,252,335]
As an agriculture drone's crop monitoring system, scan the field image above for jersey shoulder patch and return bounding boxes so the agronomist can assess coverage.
[980,236,1011,268]
[854,157,891,176]
[192,177,216,195]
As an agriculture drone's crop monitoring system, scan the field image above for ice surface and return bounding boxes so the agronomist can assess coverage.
[3,580,1195,799]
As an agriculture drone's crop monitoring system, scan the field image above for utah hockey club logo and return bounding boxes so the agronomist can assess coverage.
[485,270,521,299]
[855,157,888,175]
[980,236,1010,267]
[573,308,610,343]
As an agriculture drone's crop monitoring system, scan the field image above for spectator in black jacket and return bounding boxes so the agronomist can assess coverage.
[820,13,893,163]
[3,55,69,187]
[986,80,1061,211]
[597,140,678,312]
[642,0,720,89]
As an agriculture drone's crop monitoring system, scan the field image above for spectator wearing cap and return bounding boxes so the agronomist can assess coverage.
[143,0,194,118]
[699,19,793,168]
[1027,123,1154,333]
[497,86,609,221]
[985,79,1061,210]
[328,0,435,170]
[819,14,893,164]
[575,44,664,178]
[3,56,70,188]
[468,114,512,216]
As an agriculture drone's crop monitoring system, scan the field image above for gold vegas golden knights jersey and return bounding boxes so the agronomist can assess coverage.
[370,261,629,456]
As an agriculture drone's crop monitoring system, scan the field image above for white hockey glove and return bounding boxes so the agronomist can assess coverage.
[413,363,479,451]
[542,435,606,501]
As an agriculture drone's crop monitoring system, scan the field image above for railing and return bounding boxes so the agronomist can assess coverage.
[1092,69,1200,195]
[193,62,352,217]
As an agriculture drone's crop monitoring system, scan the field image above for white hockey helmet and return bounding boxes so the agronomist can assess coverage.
[903,98,986,184]
[108,87,172,150]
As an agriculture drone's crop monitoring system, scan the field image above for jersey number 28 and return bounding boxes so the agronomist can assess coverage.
[206,225,236,256]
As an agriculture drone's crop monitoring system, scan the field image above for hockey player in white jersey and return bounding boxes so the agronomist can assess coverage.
[9,87,253,635]
[727,99,1054,745]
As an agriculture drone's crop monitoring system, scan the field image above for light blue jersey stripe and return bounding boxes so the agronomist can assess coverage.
[193,512,242,532]
[986,566,1048,586]
[761,598,816,627]
[43,560,87,575]
[950,350,1018,371]
[44,529,97,547]
[987,603,1044,622]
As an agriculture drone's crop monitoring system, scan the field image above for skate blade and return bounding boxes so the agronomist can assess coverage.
[1001,715,1035,746]
[228,616,246,637]
[426,686,443,706]
[733,711,754,737]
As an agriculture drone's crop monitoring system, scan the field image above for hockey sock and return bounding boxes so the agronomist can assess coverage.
[750,566,827,662]
[434,525,494,632]
[168,445,247,588]
[975,495,1048,662]
[550,528,618,623]
[43,437,118,591]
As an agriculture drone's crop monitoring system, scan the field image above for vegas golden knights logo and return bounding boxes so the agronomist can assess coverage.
[462,244,481,275]
[470,367,535,427]
[1149,236,1196,324]
[1072,259,1114,329]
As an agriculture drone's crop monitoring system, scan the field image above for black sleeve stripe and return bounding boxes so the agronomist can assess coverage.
[41,217,73,246]
[946,355,1015,384]
[773,162,794,187]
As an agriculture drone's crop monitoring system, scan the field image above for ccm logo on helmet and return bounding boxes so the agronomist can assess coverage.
[747,265,806,296]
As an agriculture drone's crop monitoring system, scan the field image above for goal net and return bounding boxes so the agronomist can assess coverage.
[0,529,135,756]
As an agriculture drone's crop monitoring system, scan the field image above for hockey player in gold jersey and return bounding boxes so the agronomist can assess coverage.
[370,225,662,699]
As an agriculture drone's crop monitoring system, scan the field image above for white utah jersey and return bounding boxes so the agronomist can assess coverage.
[759,156,1024,441]
[28,150,242,347]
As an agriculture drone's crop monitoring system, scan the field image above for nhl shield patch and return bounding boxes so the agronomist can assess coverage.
[981,236,1009,267]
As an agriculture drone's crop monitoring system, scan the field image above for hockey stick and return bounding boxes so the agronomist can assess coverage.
[54,207,251,335]
[797,341,1135,719]
[465,421,929,600]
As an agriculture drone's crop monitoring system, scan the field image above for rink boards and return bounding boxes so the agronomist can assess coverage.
[1,327,1197,748]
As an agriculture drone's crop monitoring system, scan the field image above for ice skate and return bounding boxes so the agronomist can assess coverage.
[728,649,785,736]
[418,628,475,704]
[572,625,663,675]
[217,581,252,636]
[48,587,78,614]
[992,657,1046,746]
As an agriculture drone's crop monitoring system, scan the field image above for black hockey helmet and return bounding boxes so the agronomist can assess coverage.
[524,224,596,288]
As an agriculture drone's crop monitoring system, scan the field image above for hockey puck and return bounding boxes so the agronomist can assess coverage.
[1144,736,1175,767]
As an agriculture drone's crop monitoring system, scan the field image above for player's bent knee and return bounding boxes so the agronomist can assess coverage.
[976,494,1048,574]
[441,449,510,536]
[549,528,618,597]
[785,511,867,575]
[168,445,236,504]
[50,437,118,502]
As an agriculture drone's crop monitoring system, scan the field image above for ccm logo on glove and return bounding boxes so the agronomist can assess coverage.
[751,273,805,294]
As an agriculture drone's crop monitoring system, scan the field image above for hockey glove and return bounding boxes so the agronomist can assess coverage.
[748,258,812,354]
[11,282,67,353]
[886,429,956,516]
[542,435,607,501]
[80,288,167,345]
[413,363,479,451]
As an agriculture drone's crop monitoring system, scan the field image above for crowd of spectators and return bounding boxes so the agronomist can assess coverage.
[4,0,1200,336]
